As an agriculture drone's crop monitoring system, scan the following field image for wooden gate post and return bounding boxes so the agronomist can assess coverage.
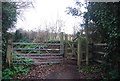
[77,37,81,67]
[65,34,68,57]
[39,45,41,54]
[6,40,12,67]
[60,32,64,55]
[72,41,75,57]
[86,38,89,65]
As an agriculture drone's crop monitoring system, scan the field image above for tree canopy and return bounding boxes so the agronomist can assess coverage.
[2,2,18,32]
[2,2,33,66]
[2,2,18,65]
[66,1,120,79]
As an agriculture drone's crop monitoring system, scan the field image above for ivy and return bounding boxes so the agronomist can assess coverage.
[2,2,18,66]
[66,1,120,79]
[86,2,120,79]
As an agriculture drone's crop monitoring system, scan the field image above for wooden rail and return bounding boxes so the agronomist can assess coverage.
[6,40,12,67]
[92,43,107,64]
[15,53,63,56]
[94,43,107,46]
[13,59,63,62]
[12,56,63,59]
[64,34,89,66]
[13,61,61,65]
[12,43,63,46]
[13,48,63,51]
[12,39,64,66]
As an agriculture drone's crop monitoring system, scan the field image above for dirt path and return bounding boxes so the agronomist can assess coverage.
[45,64,80,79]
[14,59,104,79]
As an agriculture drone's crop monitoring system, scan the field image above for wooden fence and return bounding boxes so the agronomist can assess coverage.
[91,43,107,64]
[64,34,108,66]
[6,32,107,67]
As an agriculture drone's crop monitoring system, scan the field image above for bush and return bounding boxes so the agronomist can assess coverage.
[2,65,30,79]
[108,70,119,79]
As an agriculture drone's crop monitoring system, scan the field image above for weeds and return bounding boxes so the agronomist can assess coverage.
[2,51,34,80]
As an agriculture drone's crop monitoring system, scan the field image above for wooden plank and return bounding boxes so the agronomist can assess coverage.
[12,56,63,59]
[13,60,33,61]
[81,51,86,54]
[72,42,75,56]
[13,61,61,64]
[15,53,64,56]
[94,43,107,46]
[67,53,72,55]
[35,62,61,64]
[13,48,63,51]
[94,51,106,55]
[95,59,104,63]
[13,59,62,62]
[86,38,89,65]
[81,59,86,62]
[71,57,76,60]
[65,34,68,57]
[6,43,12,67]
[73,36,78,42]
[60,32,64,54]
[77,37,81,67]
[67,48,72,50]
[12,43,63,46]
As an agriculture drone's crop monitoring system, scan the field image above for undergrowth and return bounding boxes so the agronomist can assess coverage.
[77,64,103,73]
[2,51,34,80]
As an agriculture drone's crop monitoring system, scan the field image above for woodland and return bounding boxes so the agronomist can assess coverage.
[1,1,120,80]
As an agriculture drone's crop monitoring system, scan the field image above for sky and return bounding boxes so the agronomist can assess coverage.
[15,0,86,34]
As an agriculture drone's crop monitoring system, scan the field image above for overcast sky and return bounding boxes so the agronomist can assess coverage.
[15,0,86,34]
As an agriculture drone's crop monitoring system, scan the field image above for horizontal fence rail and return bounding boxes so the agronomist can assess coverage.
[15,53,63,56]
[91,43,107,64]
[12,42,64,66]
[13,59,63,62]
[94,43,107,46]
[12,56,63,59]
[12,43,64,46]
[13,48,63,51]
[13,62,61,65]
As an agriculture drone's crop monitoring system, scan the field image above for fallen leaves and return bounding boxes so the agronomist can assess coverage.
[13,59,105,79]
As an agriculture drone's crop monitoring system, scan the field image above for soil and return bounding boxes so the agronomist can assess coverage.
[13,59,105,80]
